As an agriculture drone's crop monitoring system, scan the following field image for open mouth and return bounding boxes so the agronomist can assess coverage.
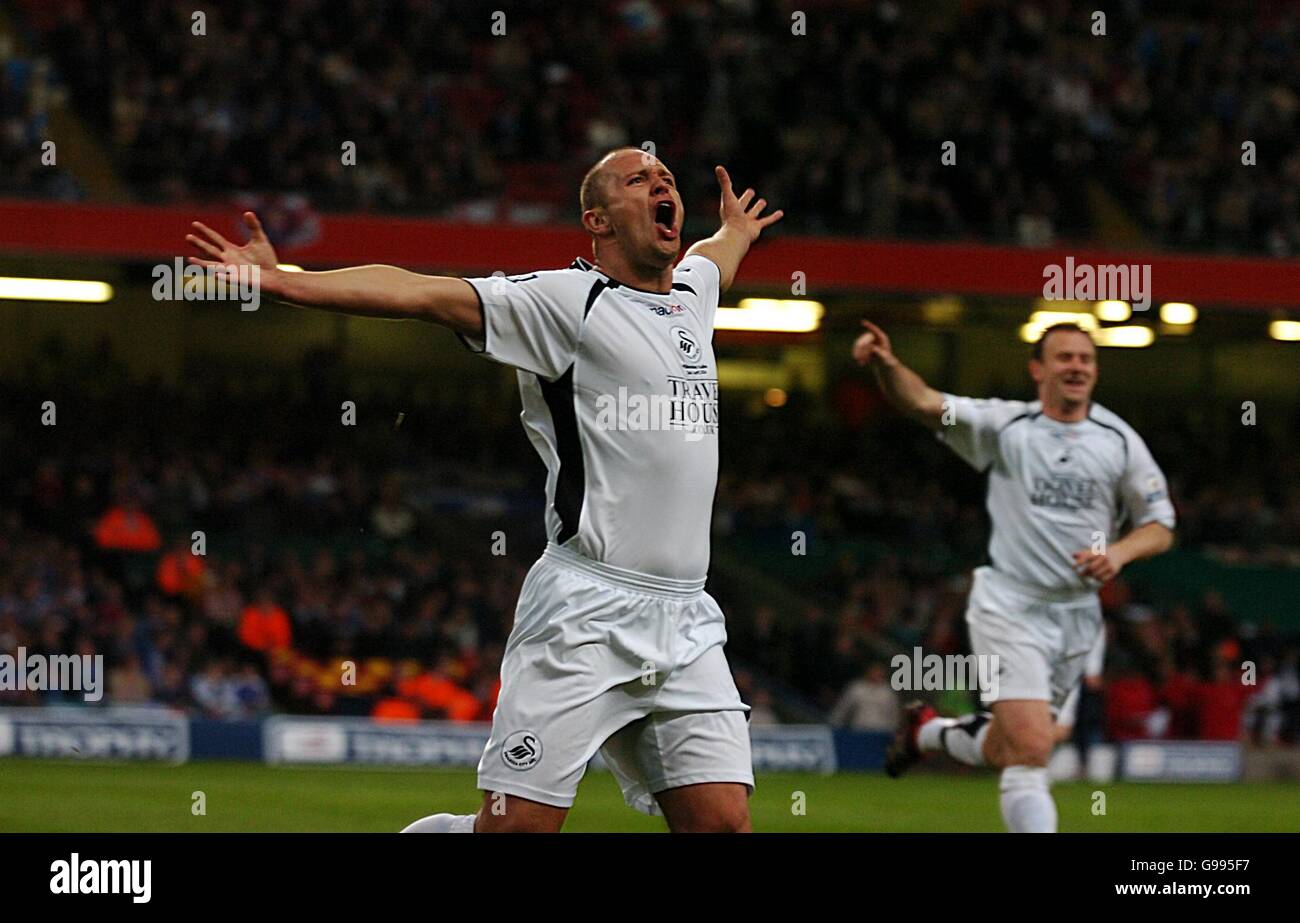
[654,200,678,240]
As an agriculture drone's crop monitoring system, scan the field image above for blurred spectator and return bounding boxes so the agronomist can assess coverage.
[0,37,81,201]
[829,662,900,732]
[190,660,236,719]
[107,653,152,704]
[156,539,208,598]
[1197,660,1255,741]
[748,688,780,727]
[92,496,161,553]
[1257,650,1300,744]
[372,697,422,722]
[371,475,416,541]
[1156,655,1201,740]
[237,590,292,653]
[229,663,272,717]
[395,656,480,722]
[1105,655,1160,742]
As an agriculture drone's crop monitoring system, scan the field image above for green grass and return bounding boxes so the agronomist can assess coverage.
[2,759,1297,832]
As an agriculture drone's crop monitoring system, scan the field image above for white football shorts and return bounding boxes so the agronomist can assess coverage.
[1056,621,1108,727]
[964,565,1102,713]
[477,542,752,815]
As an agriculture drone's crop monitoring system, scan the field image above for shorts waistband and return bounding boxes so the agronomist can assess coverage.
[542,543,706,599]
[976,565,1097,606]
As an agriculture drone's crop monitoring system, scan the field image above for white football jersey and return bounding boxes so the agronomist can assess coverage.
[461,255,722,582]
[939,395,1176,594]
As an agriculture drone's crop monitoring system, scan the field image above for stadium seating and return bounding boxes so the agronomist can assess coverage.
[6,0,1300,253]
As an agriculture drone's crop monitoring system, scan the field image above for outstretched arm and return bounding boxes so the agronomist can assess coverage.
[186,212,482,336]
[852,320,946,428]
[684,166,783,292]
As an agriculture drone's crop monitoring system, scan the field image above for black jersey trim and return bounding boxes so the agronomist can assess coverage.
[983,410,1039,472]
[568,255,676,297]
[1087,412,1129,464]
[538,365,585,545]
[997,409,1040,434]
[583,279,609,320]
[671,282,697,296]
[1089,411,1131,526]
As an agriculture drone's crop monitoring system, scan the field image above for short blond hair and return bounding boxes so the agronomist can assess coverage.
[579,147,645,212]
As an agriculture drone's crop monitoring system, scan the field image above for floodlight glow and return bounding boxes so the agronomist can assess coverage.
[717,299,824,333]
[0,277,114,302]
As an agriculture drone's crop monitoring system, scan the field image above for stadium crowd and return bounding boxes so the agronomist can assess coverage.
[0,36,80,200]
[4,0,1300,254]
[2,352,1297,745]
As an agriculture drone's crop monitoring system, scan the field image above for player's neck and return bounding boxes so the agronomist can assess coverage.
[1041,396,1089,423]
[593,250,673,294]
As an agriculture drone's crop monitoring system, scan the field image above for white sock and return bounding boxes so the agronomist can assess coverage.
[400,812,476,833]
[917,716,955,752]
[999,766,1057,833]
[919,712,990,766]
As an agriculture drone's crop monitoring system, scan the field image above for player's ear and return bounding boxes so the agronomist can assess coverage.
[582,207,612,238]
[1028,358,1044,384]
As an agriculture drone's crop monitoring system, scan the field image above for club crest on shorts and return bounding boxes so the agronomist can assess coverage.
[502,730,542,770]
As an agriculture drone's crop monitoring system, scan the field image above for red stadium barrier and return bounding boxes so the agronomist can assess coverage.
[3,199,1300,308]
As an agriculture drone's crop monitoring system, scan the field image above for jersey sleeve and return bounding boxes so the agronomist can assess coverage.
[459,270,585,380]
[936,395,1030,471]
[1118,427,1177,530]
[673,254,722,329]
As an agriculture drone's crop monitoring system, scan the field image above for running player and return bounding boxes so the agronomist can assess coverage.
[851,319,1175,832]
[185,149,782,832]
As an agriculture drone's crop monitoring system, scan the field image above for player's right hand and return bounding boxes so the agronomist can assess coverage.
[852,319,896,368]
[185,211,283,287]
[714,165,784,242]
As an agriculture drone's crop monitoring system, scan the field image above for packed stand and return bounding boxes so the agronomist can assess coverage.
[1,351,1298,741]
[9,0,1300,253]
[0,35,81,200]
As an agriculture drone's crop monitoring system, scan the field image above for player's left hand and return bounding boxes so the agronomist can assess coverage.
[186,211,281,275]
[715,165,784,241]
[1072,548,1124,582]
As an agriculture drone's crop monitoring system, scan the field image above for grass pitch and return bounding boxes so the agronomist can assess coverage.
[2,759,1297,832]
